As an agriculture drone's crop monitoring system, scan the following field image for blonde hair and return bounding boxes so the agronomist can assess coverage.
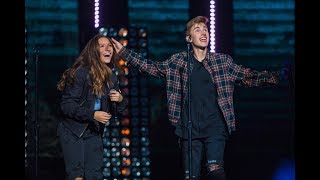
[185,16,209,36]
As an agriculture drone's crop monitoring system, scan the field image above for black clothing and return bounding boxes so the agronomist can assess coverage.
[175,56,225,139]
[176,56,227,180]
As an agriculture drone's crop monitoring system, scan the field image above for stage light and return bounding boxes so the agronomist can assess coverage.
[94,0,100,28]
[118,59,126,66]
[140,127,149,136]
[108,27,118,37]
[112,166,121,177]
[141,157,151,166]
[121,127,130,136]
[121,147,131,156]
[131,157,141,166]
[103,148,111,157]
[121,137,130,147]
[131,167,141,177]
[98,26,151,179]
[141,147,150,156]
[103,167,111,177]
[124,67,129,76]
[99,27,108,36]
[122,157,131,166]
[138,28,147,38]
[141,167,151,176]
[118,28,128,37]
[138,39,147,48]
[103,137,111,147]
[111,137,120,147]
[120,38,129,47]
[111,157,121,166]
[209,0,216,52]
[121,118,130,126]
[121,167,131,176]
[103,157,111,167]
[140,137,150,146]
[25,27,28,168]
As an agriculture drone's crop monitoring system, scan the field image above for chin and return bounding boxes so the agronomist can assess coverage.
[106,58,113,62]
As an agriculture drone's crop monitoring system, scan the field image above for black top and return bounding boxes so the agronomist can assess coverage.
[175,56,225,139]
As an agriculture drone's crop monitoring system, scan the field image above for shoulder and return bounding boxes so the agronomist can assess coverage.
[208,52,234,64]
[75,66,90,81]
[210,52,232,60]
[170,51,187,59]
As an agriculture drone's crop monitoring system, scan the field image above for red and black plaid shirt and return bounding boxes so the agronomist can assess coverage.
[118,47,279,134]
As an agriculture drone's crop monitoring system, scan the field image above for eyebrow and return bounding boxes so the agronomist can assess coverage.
[192,25,208,31]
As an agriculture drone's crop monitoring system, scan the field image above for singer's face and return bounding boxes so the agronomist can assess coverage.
[189,22,209,49]
[98,37,114,64]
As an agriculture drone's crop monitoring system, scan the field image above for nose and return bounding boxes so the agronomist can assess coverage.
[106,46,112,51]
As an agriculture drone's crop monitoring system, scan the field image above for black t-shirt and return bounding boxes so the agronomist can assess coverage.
[175,56,225,139]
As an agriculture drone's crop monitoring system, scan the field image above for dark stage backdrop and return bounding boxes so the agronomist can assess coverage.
[25,0,295,180]
[227,0,295,180]
[25,0,79,178]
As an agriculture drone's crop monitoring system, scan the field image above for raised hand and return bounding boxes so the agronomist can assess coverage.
[111,38,124,53]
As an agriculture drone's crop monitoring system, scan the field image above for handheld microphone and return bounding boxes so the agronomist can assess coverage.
[112,101,117,121]
[109,89,118,121]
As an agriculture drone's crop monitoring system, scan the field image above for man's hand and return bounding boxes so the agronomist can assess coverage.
[111,38,124,53]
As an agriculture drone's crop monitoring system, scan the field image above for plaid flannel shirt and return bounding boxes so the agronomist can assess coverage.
[118,47,279,134]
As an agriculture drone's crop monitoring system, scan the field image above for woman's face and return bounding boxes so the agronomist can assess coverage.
[98,37,114,64]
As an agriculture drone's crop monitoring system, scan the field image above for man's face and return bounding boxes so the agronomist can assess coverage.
[189,22,209,49]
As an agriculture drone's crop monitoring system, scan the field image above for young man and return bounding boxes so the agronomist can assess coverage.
[112,16,280,180]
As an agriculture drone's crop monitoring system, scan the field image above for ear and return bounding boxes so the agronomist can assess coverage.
[185,36,191,43]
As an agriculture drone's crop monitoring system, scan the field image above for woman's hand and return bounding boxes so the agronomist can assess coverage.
[109,89,123,102]
[94,111,112,124]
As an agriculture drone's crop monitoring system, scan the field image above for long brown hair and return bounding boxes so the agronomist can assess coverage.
[57,34,123,96]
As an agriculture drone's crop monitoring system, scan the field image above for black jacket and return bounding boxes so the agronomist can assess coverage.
[59,67,127,138]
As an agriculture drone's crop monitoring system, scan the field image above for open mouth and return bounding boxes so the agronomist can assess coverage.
[104,52,112,57]
[200,37,207,42]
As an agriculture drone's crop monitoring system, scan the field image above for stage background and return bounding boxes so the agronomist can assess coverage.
[25,0,295,179]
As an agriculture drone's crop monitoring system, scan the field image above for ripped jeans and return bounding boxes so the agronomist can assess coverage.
[179,130,227,180]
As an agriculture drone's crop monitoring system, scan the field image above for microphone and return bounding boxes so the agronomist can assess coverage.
[109,89,118,121]
[112,101,117,121]
[187,40,191,57]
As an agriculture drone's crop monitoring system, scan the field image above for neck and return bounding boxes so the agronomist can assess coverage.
[192,47,207,62]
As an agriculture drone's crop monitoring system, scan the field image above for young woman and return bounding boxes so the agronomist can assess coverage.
[57,34,128,180]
